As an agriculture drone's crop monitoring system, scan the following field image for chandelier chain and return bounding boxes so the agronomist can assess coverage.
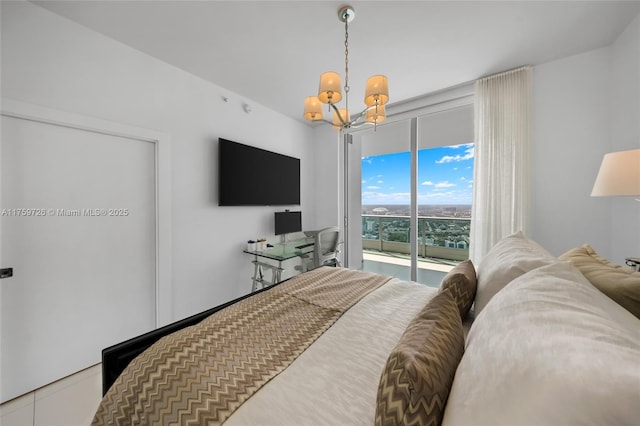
[344,17,350,117]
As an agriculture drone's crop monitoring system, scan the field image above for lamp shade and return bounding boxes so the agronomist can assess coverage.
[364,75,389,106]
[366,104,386,124]
[303,96,323,121]
[591,149,640,196]
[318,72,342,104]
[332,108,349,129]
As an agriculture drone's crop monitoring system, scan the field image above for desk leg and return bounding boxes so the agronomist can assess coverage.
[273,262,283,285]
[273,271,279,285]
[251,257,261,292]
[251,259,285,291]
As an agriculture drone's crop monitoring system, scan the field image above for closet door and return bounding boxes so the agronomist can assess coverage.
[0,109,156,402]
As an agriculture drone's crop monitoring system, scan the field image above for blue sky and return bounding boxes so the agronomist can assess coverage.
[361,143,474,205]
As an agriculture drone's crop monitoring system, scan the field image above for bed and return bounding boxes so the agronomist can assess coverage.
[92,233,640,426]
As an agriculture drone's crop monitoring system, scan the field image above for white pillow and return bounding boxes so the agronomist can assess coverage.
[474,231,556,315]
[443,261,640,426]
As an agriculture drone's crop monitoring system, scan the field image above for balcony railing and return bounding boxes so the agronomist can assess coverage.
[362,214,470,262]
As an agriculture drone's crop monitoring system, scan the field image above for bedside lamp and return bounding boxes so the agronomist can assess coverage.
[591,149,640,197]
[591,148,640,271]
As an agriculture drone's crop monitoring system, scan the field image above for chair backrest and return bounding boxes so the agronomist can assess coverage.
[312,226,340,268]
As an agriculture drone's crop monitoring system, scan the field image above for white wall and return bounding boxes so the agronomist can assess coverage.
[531,13,640,262]
[1,1,316,322]
[610,14,640,263]
[531,47,613,256]
[311,125,342,231]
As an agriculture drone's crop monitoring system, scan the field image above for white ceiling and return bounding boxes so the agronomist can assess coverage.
[32,1,640,124]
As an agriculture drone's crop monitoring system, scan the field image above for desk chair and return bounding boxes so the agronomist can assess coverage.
[300,226,341,272]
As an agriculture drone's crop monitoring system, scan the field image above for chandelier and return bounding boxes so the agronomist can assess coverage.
[303,5,389,130]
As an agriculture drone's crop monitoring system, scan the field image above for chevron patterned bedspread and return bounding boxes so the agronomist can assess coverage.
[92,267,391,425]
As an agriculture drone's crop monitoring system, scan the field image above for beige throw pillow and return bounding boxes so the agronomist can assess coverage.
[560,244,640,319]
[474,231,557,316]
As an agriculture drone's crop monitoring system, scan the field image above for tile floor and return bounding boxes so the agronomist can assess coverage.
[0,364,102,426]
[361,251,454,287]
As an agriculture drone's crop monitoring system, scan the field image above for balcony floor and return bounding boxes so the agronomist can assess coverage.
[359,251,456,288]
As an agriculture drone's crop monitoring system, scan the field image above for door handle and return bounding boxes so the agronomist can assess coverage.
[0,268,13,279]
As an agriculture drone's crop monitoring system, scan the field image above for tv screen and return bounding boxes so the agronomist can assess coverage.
[274,211,302,235]
[218,138,300,206]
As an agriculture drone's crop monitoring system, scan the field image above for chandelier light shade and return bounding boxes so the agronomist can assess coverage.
[364,75,389,107]
[366,104,386,124]
[591,149,640,197]
[318,72,343,104]
[304,96,323,121]
[333,108,350,129]
[304,5,389,130]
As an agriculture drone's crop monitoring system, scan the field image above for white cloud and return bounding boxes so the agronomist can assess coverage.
[421,180,434,186]
[436,145,475,164]
[367,185,381,190]
[362,191,411,204]
[434,181,456,188]
[424,191,454,198]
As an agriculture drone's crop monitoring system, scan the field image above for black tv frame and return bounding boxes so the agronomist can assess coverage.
[218,138,300,206]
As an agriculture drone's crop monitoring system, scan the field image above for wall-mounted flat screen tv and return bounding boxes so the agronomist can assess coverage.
[218,138,300,206]
[274,211,302,235]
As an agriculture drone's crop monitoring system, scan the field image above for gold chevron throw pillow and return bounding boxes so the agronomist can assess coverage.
[439,259,477,319]
[375,289,465,426]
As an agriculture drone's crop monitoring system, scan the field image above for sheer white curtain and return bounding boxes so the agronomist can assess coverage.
[470,66,532,264]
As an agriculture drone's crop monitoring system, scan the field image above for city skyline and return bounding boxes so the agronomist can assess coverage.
[362,143,474,205]
[362,204,472,218]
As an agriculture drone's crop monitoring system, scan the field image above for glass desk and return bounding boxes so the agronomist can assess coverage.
[243,237,315,292]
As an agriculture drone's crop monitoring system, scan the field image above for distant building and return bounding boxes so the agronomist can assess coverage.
[364,219,376,233]
[371,207,389,215]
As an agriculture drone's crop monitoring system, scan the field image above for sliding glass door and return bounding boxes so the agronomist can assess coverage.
[416,106,474,283]
[359,120,413,281]
[346,104,473,286]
